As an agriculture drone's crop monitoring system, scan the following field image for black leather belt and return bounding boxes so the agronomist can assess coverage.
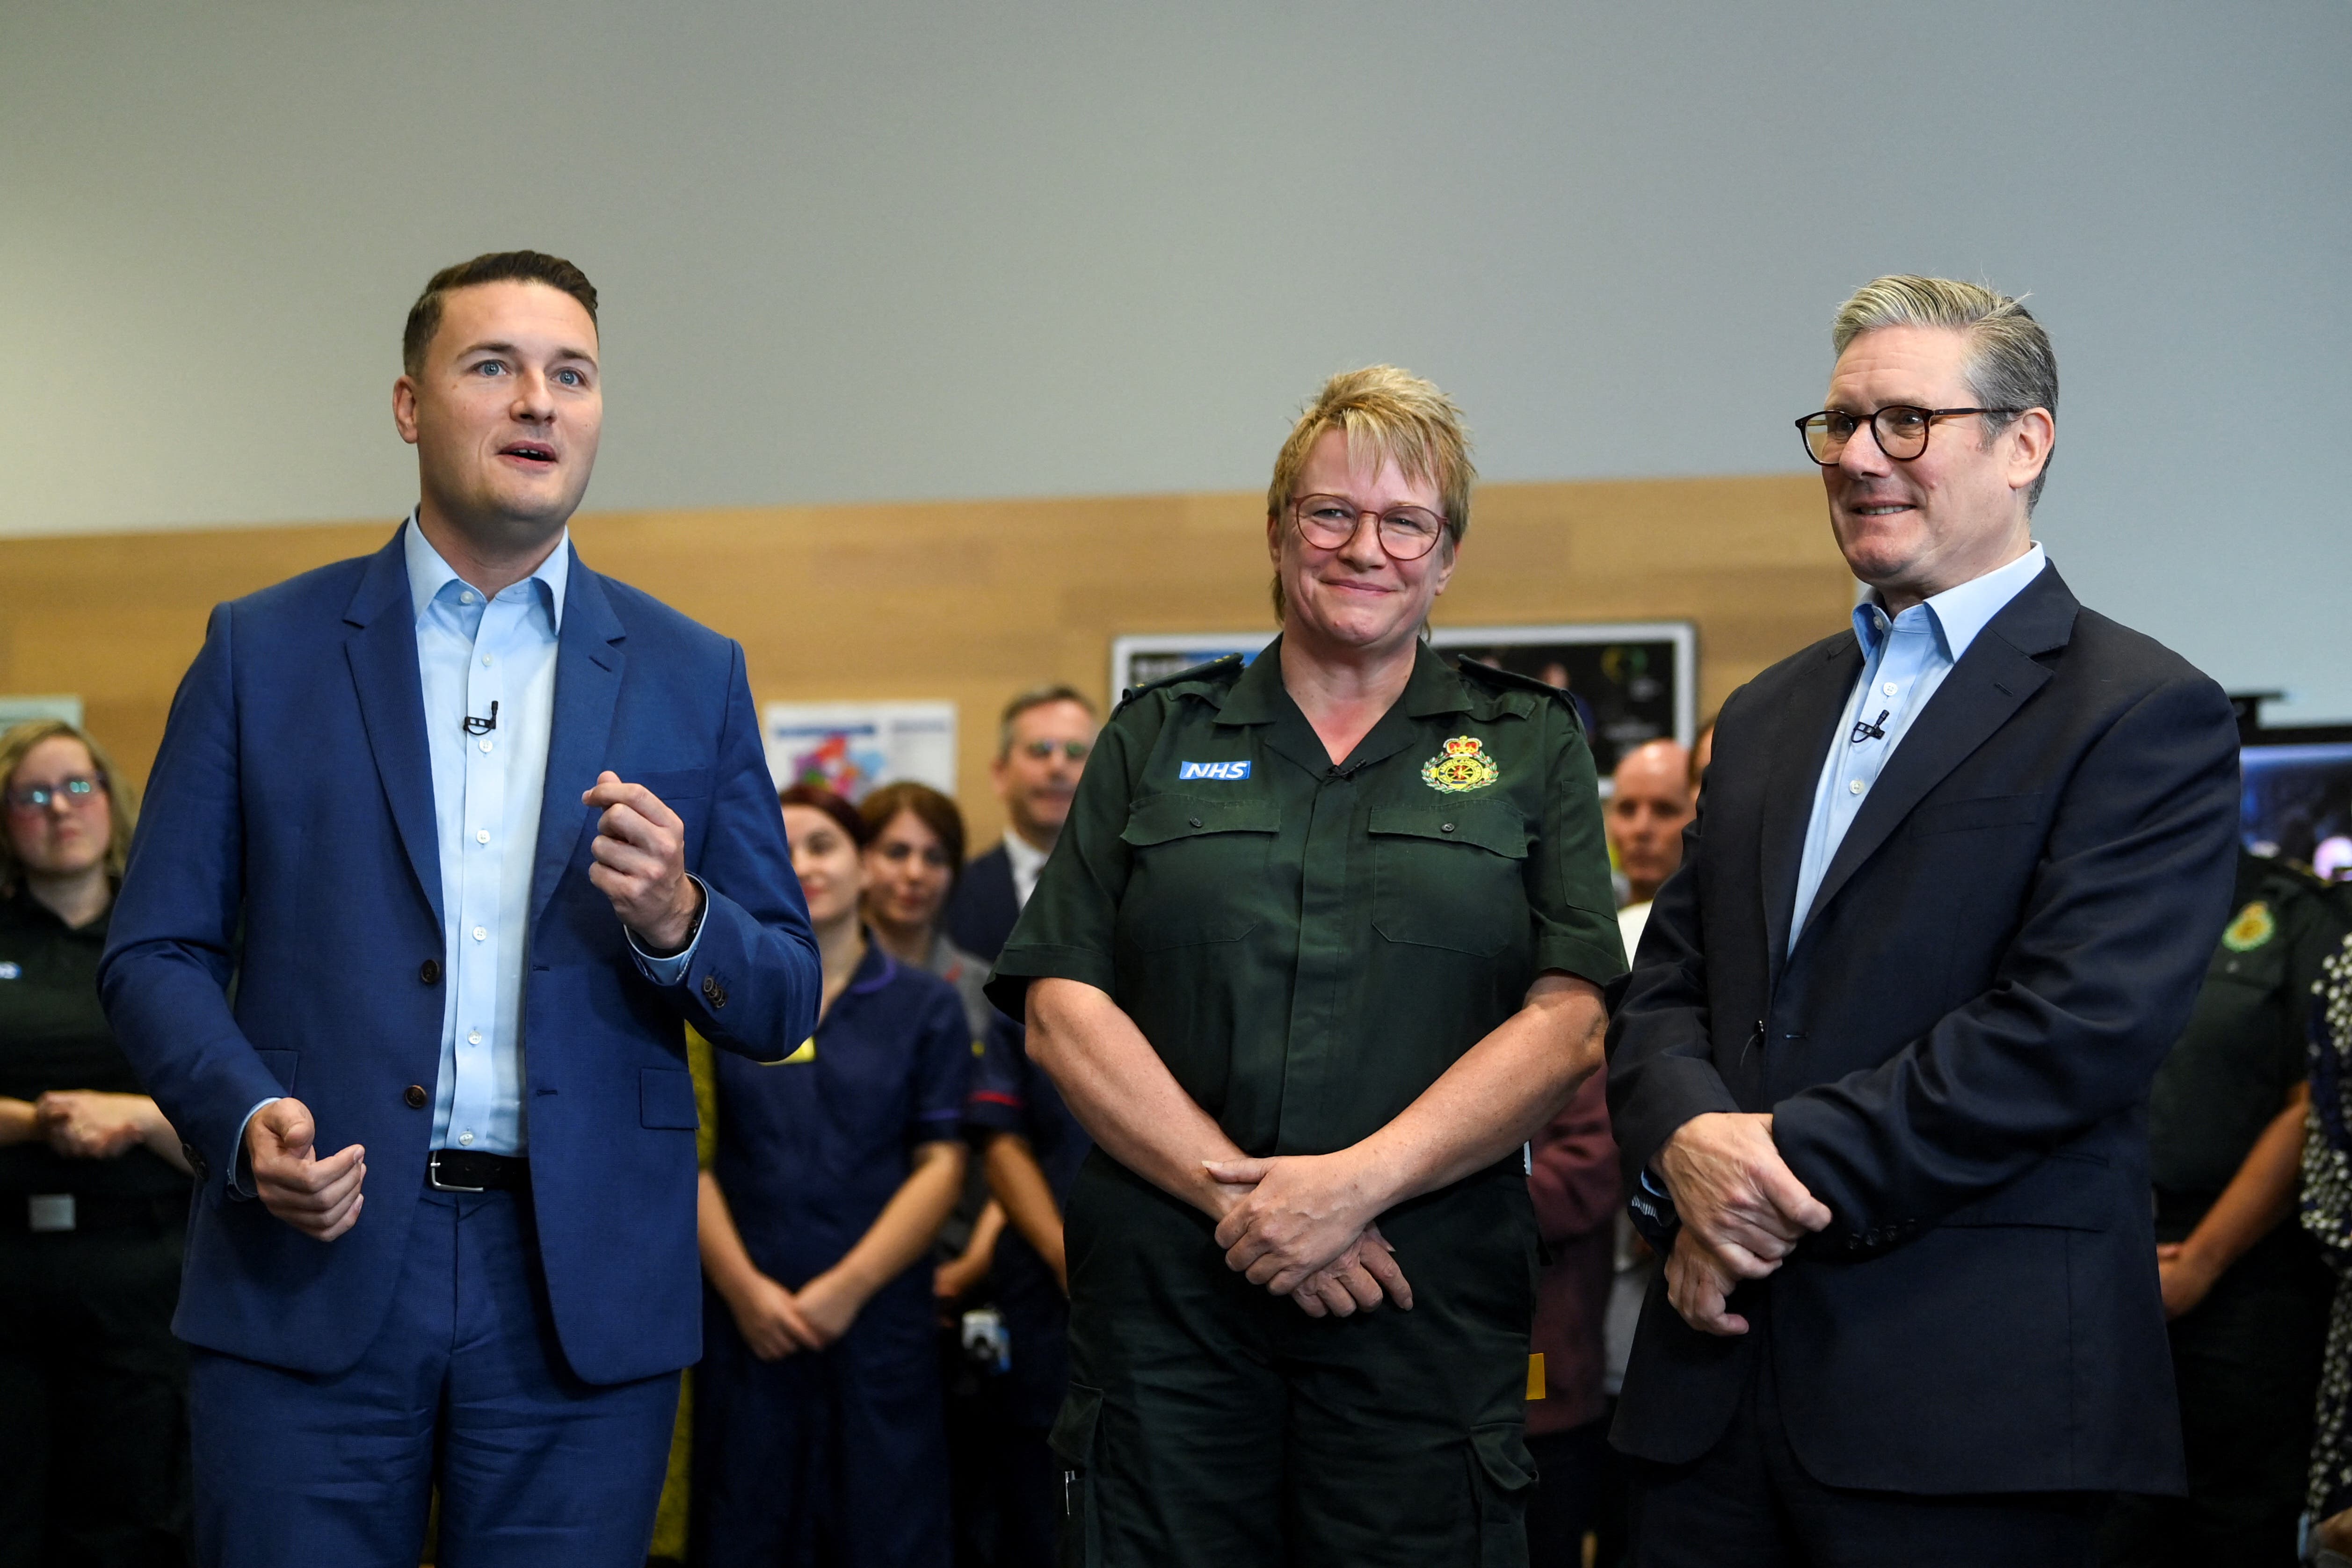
[426,1149,530,1193]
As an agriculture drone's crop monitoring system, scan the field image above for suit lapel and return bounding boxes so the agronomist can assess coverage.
[343,530,444,929]
[530,550,628,931]
[1762,638,1862,986]
[1793,566,2076,944]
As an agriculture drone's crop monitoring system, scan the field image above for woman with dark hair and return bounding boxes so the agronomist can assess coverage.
[859,780,989,1045]
[691,785,973,1568]
[0,719,192,1562]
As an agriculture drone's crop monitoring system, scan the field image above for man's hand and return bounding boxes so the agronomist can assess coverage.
[1665,1227,1751,1336]
[36,1091,157,1159]
[1655,1111,1830,1279]
[724,1270,823,1360]
[2156,1241,2221,1321]
[1288,1223,1414,1318]
[246,1098,365,1241]
[1206,1151,1386,1297]
[582,770,701,952]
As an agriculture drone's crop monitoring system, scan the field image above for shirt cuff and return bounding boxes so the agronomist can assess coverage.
[228,1097,282,1199]
[627,875,710,985]
[1626,1165,1681,1249]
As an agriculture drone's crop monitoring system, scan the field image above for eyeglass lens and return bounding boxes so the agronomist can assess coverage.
[1292,495,1446,561]
[1023,740,1091,762]
[1800,407,1937,464]
[5,775,102,811]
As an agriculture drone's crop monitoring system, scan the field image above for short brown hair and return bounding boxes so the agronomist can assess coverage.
[997,684,1097,760]
[0,719,139,892]
[402,251,599,379]
[859,781,967,876]
[778,784,870,849]
[1266,365,1475,622]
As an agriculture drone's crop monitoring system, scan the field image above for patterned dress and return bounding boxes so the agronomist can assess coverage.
[2301,932,2352,1520]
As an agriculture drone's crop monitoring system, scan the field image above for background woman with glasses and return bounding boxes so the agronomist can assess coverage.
[0,718,193,1563]
[986,366,1625,1565]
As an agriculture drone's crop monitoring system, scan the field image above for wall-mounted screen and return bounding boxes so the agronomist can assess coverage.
[2241,738,2352,883]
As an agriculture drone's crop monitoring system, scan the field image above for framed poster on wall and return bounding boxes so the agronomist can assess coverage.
[1109,622,1694,781]
[762,701,958,804]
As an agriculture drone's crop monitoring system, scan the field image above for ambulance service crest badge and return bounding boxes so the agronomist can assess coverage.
[2221,900,2275,953]
[1422,735,1500,793]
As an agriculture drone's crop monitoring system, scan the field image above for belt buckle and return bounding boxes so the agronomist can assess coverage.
[426,1151,485,1194]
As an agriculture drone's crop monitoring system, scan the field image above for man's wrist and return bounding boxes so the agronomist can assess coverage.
[639,878,706,956]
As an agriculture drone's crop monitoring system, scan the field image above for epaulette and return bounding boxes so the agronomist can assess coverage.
[1454,656,1585,733]
[1115,653,1247,714]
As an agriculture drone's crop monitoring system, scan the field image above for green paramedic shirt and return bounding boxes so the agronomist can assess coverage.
[985,638,1626,1159]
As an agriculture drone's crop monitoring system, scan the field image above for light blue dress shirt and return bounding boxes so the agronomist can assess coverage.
[1787,544,2048,953]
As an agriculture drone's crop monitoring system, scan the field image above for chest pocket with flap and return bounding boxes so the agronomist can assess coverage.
[1118,793,1280,950]
[1369,799,1530,957]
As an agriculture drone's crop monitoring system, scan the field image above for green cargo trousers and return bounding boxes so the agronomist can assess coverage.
[1052,1151,1539,1567]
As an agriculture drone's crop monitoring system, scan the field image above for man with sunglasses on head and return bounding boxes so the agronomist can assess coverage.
[944,685,1099,962]
[1606,276,2241,1564]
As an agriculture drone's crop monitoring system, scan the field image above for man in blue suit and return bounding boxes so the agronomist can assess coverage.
[99,250,821,1568]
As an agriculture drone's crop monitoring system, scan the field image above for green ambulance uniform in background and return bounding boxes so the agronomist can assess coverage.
[985,639,1625,1568]
[2099,851,2350,1567]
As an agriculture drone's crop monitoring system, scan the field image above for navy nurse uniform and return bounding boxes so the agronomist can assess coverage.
[964,1010,1095,1561]
[692,943,973,1568]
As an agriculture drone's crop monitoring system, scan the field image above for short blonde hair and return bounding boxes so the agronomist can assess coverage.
[1832,275,2058,508]
[1266,366,1476,623]
[0,719,139,892]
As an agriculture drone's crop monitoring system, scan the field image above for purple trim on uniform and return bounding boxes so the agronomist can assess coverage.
[843,935,898,997]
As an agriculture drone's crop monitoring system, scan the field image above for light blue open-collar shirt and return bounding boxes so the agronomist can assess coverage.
[1787,544,2048,953]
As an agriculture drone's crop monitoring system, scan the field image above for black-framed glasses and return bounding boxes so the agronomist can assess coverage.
[4,775,103,813]
[1018,739,1092,764]
[1794,406,2022,465]
[1290,494,1449,561]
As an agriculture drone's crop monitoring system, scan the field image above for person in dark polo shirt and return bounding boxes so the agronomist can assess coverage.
[0,719,192,1567]
[2100,849,2349,1566]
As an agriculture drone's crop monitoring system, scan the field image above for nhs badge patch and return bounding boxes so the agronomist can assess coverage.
[1178,760,1251,782]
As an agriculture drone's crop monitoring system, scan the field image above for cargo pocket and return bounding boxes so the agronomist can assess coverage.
[1467,1421,1537,1568]
[1047,1384,1104,1567]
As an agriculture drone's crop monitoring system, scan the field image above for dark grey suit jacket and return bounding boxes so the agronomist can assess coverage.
[1607,563,2238,1495]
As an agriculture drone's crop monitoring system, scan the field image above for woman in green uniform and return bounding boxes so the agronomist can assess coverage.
[984,366,1624,1567]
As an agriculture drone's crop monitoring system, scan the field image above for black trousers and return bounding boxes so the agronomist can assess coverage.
[1527,1417,1611,1567]
[1628,1343,2102,1568]
[0,1215,191,1568]
[2099,1226,2330,1568]
[1056,1156,1538,1567]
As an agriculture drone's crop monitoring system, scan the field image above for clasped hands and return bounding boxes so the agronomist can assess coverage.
[30,1090,164,1160]
[1203,1149,1414,1320]
[722,1266,867,1361]
[1655,1111,1831,1337]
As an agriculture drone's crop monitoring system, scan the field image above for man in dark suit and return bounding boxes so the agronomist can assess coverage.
[944,684,1096,961]
[98,251,820,1568]
[1607,275,2240,1565]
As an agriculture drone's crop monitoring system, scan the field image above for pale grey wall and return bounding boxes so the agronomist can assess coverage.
[4,0,2347,718]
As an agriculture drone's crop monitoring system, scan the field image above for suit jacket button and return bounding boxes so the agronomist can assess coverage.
[701,975,727,1009]
[404,1084,428,1109]
[420,959,441,985]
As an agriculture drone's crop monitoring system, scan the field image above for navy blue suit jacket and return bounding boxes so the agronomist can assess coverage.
[943,843,1019,963]
[100,529,820,1384]
[1606,565,2239,1495]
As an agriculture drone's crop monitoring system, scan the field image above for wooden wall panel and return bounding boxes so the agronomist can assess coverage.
[0,473,1851,847]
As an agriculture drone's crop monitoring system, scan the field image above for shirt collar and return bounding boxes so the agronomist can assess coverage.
[1853,543,2046,663]
[402,512,570,632]
[1214,635,1470,726]
[1002,830,1051,883]
[845,932,897,996]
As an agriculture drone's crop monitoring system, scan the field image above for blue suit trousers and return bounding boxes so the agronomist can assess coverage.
[188,1189,679,1568]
